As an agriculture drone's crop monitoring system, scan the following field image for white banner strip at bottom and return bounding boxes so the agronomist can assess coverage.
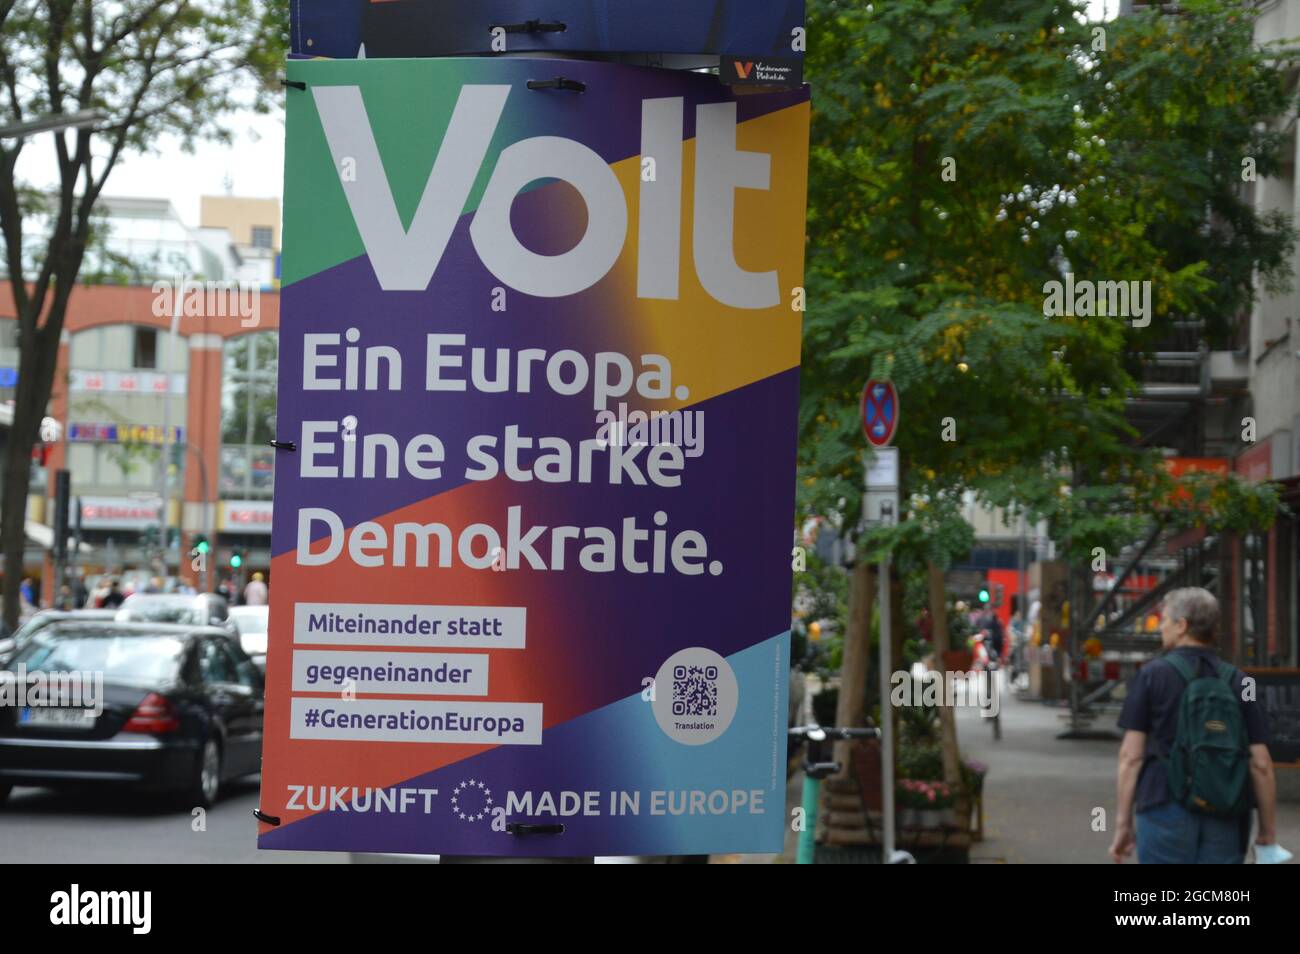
[289,698,542,745]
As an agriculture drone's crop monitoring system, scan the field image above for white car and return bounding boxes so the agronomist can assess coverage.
[229,605,269,663]
[115,593,232,632]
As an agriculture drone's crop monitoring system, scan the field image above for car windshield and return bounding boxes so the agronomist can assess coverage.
[10,612,60,642]
[9,630,185,686]
[116,596,203,625]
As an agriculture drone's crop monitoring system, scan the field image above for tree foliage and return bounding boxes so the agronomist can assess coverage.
[799,0,1295,567]
[0,0,284,625]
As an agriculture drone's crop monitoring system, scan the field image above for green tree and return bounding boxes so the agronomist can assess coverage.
[0,1,285,627]
[803,0,1292,542]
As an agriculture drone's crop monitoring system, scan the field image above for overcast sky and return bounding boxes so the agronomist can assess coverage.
[14,0,1117,229]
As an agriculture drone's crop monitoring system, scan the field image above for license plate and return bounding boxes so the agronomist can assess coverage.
[19,707,96,729]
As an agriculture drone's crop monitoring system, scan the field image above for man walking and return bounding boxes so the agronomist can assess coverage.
[1109,587,1277,863]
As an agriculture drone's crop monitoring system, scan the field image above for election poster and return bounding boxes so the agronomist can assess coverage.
[290,0,805,63]
[258,56,809,857]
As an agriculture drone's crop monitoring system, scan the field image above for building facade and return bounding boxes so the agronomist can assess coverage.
[1229,0,1300,668]
[0,194,281,602]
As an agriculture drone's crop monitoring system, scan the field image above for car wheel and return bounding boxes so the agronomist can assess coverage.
[188,738,222,809]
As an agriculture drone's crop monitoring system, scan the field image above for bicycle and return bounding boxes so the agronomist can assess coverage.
[788,723,879,864]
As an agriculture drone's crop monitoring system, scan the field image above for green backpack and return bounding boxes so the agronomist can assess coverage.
[1163,653,1250,817]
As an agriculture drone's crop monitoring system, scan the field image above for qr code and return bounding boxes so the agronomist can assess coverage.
[672,665,718,717]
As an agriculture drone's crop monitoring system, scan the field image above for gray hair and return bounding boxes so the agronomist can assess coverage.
[1163,587,1219,644]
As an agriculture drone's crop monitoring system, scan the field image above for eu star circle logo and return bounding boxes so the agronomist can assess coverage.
[450,779,492,822]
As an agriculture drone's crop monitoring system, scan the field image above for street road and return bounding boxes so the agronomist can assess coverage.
[0,782,659,863]
[0,779,349,863]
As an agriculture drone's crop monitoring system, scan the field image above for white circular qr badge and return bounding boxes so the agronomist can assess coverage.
[651,647,738,745]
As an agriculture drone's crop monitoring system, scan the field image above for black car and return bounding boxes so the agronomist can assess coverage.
[0,622,264,809]
[0,608,118,665]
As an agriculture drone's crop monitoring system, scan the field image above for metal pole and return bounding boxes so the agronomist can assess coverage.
[0,109,105,140]
[52,469,70,605]
[878,554,895,862]
[183,442,213,593]
[1018,513,1028,679]
[202,451,213,594]
[70,495,81,594]
[156,275,182,578]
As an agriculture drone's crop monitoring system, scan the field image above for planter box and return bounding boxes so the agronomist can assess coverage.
[942,649,974,672]
[902,807,957,829]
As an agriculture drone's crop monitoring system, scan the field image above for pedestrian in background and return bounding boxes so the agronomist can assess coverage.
[71,573,87,609]
[243,572,268,606]
[1109,587,1277,863]
[1008,594,1027,682]
[980,607,1005,665]
[100,578,125,609]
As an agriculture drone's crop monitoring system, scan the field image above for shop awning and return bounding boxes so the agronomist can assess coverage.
[25,520,92,553]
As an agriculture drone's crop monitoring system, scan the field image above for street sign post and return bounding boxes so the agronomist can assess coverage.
[861,379,899,447]
[862,386,901,862]
[864,446,899,528]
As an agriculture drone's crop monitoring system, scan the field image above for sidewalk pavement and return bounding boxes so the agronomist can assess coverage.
[721,676,1299,864]
[961,684,1300,864]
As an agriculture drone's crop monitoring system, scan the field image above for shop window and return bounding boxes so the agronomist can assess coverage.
[132,328,158,370]
[221,332,278,498]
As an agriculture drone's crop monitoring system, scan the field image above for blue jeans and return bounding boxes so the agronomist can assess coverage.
[1136,800,1244,864]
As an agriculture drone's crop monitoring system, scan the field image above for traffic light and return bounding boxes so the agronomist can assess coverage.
[191,535,210,556]
[978,587,990,604]
[992,583,1005,608]
[230,550,243,569]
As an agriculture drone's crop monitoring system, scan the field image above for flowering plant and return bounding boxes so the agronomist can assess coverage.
[896,778,955,810]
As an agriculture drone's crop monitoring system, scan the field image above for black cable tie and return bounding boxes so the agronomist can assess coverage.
[526,77,585,94]
[253,809,281,826]
[492,19,566,34]
[281,78,306,91]
[270,439,297,452]
[506,822,565,836]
